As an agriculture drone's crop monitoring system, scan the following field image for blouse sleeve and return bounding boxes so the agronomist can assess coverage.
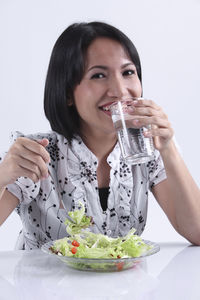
[6,177,41,205]
[148,137,182,191]
[148,149,167,191]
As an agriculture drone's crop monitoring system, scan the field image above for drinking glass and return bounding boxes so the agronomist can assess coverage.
[110,98,154,165]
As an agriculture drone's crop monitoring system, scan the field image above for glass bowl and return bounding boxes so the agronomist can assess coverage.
[41,239,160,272]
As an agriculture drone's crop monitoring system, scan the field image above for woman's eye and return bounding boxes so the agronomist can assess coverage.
[123,69,136,76]
[91,73,105,79]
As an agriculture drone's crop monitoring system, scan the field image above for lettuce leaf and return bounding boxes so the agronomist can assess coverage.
[52,203,152,259]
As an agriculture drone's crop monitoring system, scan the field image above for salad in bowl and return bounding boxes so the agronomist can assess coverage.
[41,203,159,271]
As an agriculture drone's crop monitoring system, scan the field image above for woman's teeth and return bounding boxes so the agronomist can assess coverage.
[102,106,110,111]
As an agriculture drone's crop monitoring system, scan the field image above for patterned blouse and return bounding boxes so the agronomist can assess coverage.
[1,131,166,250]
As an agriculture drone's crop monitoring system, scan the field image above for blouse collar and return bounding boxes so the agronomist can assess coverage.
[70,135,121,168]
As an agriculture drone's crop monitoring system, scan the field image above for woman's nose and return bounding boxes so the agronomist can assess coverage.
[107,75,128,99]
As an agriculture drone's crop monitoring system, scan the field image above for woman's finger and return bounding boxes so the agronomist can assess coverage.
[128,106,163,117]
[11,145,49,178]
[144,127,174,139]
[2,153,40,184]
[132,98,161,111]
[17,156,43,180]
[36,138,49,148]
[17,137,50,163]
[132,116,171,129]
[17,166,40,183]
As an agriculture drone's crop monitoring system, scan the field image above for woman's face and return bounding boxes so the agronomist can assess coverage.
[73,37,142,138]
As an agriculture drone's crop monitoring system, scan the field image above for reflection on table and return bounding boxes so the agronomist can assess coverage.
[0,242,200,300]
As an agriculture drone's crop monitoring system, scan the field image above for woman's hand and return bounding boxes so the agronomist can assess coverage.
[0,137,50,187]
[128,99,174,152]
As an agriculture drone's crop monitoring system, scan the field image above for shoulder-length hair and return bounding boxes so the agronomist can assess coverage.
[44,21,142,143]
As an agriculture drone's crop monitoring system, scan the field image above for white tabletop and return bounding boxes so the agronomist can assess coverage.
[0,242,199,300]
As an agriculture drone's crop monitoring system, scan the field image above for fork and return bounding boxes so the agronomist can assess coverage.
[48,170,76,224]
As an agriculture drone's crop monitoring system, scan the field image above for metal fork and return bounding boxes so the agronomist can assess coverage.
[48,170,76,224]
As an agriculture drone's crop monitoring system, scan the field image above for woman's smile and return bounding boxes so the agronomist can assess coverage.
[98,101,116,117]
[73,37,142,137]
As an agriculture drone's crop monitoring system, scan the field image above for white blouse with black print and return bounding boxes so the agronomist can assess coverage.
[1,131,167,250]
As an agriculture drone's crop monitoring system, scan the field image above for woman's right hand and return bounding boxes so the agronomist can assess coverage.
[0,137,50,187]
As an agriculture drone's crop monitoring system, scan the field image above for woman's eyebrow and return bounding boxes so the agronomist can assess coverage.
[121,62,135,69]
[87,62,135,72]
[87,65,108,72]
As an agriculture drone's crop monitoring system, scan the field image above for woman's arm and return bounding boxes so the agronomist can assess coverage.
[129,99,200,244]
[0,188,19,225]
[152,141,200,245]
[0,137,50,225]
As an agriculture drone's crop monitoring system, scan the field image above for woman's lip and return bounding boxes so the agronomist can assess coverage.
[99,101,116,109]
[99,97,137,109]
[99,108,112,116]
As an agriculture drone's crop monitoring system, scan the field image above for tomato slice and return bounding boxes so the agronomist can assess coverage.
[116,262,124,271]
[71,247,77,254]
[72,240,80,247]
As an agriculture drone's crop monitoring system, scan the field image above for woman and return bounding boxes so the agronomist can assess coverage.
[0,22,199,249]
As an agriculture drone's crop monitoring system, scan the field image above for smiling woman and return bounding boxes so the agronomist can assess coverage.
[73,37,142,146]
[44,22,142,143]
[0,21,200,250]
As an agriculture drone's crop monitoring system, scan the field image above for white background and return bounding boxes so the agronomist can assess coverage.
[0,0,199,250]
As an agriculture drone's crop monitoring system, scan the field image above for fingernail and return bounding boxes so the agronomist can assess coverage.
[144,131,152,137]
[133,100,138,105]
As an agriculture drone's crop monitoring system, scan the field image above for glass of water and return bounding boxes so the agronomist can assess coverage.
[110,98,154,165]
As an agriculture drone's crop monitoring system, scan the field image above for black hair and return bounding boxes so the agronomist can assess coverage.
[44,21,142,143]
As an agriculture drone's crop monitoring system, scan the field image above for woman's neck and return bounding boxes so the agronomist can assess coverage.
[81,131,117,161]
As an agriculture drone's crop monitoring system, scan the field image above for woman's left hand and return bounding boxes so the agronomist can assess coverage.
[128,98,174,152]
